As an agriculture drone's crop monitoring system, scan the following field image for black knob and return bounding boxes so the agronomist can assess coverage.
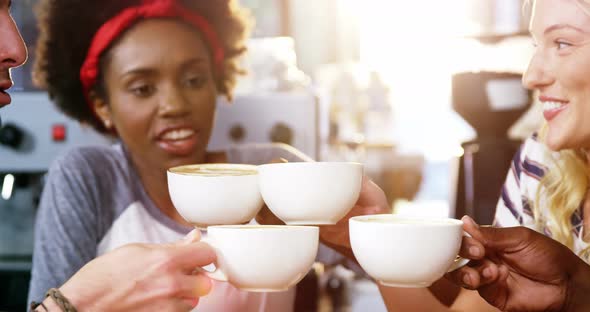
[229,124,246,143]
[270,123,293,145]
[0,123,24,149]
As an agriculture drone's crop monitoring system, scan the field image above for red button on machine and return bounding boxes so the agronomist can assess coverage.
[52,124,66,142]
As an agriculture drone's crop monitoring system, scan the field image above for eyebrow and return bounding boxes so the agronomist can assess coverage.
[544,24,588,35]
[178,58,208,70]
[120,58,208,78]
[121,68,157,78]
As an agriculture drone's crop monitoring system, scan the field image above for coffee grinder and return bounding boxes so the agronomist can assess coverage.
[452,71,532,224]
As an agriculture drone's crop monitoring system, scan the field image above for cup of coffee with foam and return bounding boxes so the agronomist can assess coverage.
[167,164,263,227]
[257,162,363,225]
[201,225,319,292]
[349,214,469,288]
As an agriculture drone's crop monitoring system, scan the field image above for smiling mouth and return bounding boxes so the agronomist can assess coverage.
[156,127,200,156]
[543,101,568,111]
[542,100,569,122]
[160,128,196,141]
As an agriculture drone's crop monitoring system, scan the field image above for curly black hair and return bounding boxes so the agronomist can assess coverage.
[33,0,252,133]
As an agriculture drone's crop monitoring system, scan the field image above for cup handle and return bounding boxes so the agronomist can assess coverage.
[195,236,228,282]
[447,231,471,273]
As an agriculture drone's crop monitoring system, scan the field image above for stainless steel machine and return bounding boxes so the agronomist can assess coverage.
[0,92,113,310]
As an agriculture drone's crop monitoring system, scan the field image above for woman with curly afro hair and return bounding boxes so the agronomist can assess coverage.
[28,0,390,310]
[28,0,315,310]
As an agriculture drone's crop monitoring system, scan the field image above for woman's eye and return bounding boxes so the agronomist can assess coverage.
[131,85,155,97]
[185,76,207,88]
[556,40,572,50]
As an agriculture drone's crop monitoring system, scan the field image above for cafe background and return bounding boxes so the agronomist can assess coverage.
[0,0,539,311]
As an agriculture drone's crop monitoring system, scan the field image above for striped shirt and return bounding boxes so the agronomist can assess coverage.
[494,134,589,258]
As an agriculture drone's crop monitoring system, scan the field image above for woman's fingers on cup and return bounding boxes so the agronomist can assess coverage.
[459,235,485,260]
[180,229,202,245]
[192,273,213,297]
[476,265,510,304]
[446,265,481,289]
[479,261,501,285]
[178,273,212,307]
[461,215,494,247]
[471,259,501,285]
[181,274,213,297]
[173,241,216,272]
[180,298,200,311]
[446,259,500,289]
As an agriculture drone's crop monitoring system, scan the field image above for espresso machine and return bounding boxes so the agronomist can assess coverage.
[0,92,114,310]
[451,71,531,225]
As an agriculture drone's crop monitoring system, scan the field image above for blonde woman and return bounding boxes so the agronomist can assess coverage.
[493,0,590,262]
[381,0,590,310]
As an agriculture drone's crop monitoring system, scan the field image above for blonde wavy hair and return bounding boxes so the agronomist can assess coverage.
[536,126,590,260]
[525,0,590,261]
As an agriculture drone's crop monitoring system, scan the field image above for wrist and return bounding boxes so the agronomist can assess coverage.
[58,284,87,311]
[40,297,61,312]
[564,259,590,311]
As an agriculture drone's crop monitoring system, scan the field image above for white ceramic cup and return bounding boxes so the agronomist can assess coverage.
[201,225,319,292]
[349,214,469,288]
[257,162,363,225]
[167,164,263,227]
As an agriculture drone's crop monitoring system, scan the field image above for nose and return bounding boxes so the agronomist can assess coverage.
[522,51,552,90]
[158,85,190,118]
[0,13,27,71]
[0,12,27,71]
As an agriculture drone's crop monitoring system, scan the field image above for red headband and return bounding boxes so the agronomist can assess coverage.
[80,0,225,105]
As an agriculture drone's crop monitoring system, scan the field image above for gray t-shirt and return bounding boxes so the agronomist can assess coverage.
[28,143,320,311]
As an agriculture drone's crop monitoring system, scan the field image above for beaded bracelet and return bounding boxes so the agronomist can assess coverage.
[45,288,78,312]
[29,288,78,312]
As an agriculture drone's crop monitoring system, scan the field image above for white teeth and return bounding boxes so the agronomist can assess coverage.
[543,101,566,111]
[162,129,195,140]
